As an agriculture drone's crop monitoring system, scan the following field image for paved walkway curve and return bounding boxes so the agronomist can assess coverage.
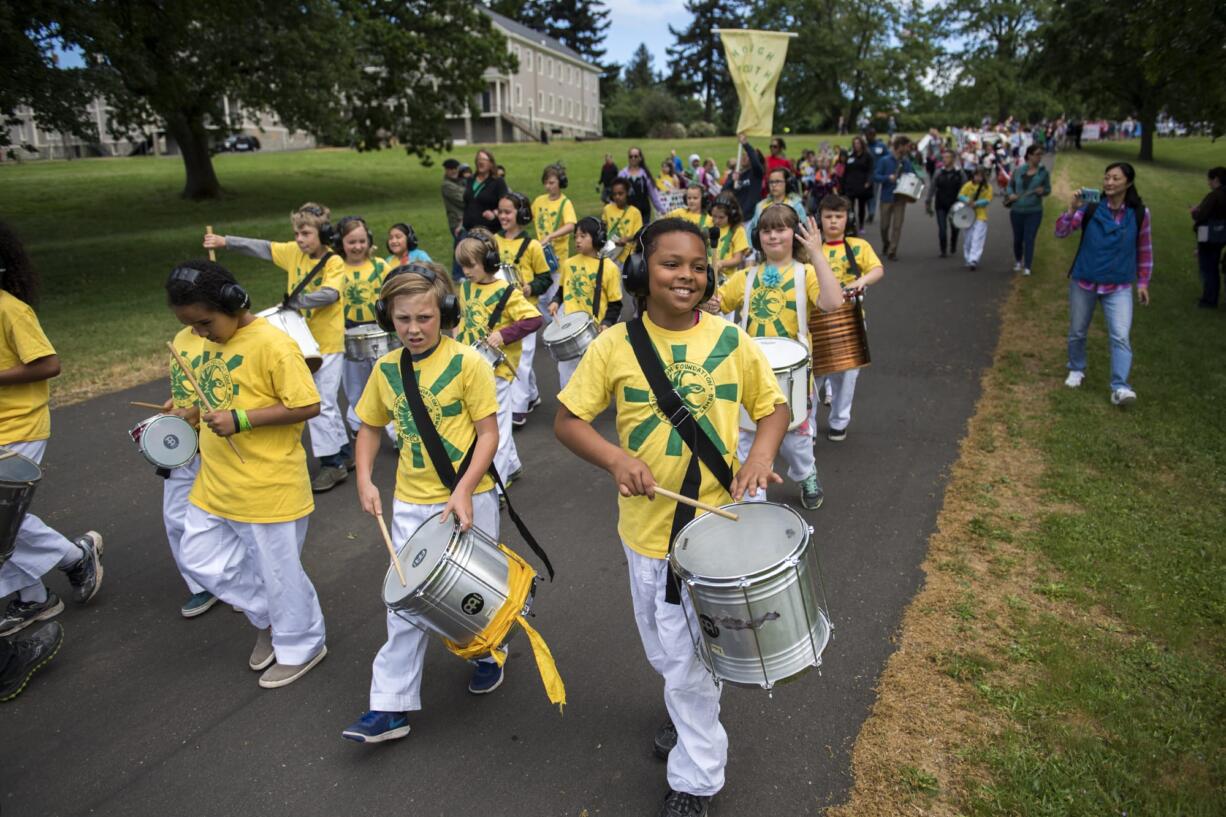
[2,192,1017,816]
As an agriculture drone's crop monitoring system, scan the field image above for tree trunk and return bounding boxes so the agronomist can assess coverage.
[1138,99,1157,162]
[165,113,222,200]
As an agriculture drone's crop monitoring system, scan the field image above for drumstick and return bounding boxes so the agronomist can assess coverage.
[165,341,245,463]
[129,401,167,410]
[206,225,216,261]
[375,511,407,587]
[652,486,739,521]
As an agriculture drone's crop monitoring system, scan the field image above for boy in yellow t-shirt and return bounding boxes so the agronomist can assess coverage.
[0,229,103,639]
[815,194,885,442]
[555,217,789,814]
[717,204,844,510]
[602,178,644,266]
[455,232,543,488]
[342,266,503,743]
[548,217,623,388]
[665,185,713,235]
[495,192,552,427]
[532,164,577,274]
[958,166,993,270]
[166,260,327,689]
[203,202,352,493]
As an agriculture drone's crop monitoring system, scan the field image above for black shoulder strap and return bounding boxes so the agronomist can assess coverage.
[486,283,516,331]
[398,351,554,580]
[844,241,861,279]
[285,252,336,304]
[592,258,605,318]
[513,235,531,264]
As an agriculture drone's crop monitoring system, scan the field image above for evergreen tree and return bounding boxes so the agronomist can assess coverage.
[490,0,609,63]
[666,0,744,124]
[623,44,657,91]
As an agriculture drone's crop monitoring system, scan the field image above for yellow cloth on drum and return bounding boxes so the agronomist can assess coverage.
[443,544,566,712]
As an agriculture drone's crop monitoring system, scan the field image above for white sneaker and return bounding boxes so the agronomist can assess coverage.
[1111,387,1137,406]
[1013,261,1023,272]
[1023,268,1032,276]
[1064,371,1085,388]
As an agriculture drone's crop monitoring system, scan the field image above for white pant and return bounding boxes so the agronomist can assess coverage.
[369,492,500,711]
[179,505,326,665]
[824,368,860,432]
[494,377,521,482]
[163,456,205,595]
[556,356,581,390]
[737,426,816,484]
[964,220,988,266]
[0,440,82,598]
[309,352,348,459]
[342,356,396,441]
[510,332,540,413]
[625,544,726,797]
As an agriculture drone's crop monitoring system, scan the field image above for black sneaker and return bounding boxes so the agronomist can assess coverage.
[658,790,709,817]
[827,426,847,442]
[527,396,542,413]
[0,621,64,701]
[311,466,348,493]
[0,592,65,637]
[653,719,677,759]
[63,532,104,604]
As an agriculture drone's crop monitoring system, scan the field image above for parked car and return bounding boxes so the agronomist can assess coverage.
[217,134,261,153]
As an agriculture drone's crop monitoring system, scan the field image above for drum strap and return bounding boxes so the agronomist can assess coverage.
[398,353,555,580]
[591,258,605,319]
[486,284,516,331]
[625,317,733,604]
[284,252,336,307]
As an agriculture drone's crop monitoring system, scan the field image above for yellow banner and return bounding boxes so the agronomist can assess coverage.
[719,29,793,137]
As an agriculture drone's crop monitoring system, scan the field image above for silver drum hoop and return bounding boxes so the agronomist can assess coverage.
[542,312,598,362]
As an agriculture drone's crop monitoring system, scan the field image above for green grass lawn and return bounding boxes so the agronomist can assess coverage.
[0,134,834,402]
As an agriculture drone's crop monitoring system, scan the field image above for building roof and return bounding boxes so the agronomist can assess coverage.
[480,5,597,69]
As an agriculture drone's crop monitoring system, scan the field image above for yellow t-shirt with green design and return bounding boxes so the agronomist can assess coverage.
[532,193,577,259]
[170,326,207,410]
[186,318,321,523]
[341,257,389,325]
[665,208,712,234]
[0,291,55,445]
[558,313,786,559]
[601,202,643,264]
[821,237,882,287]
[356,337,497,504]
[494,233,550,289]
[715,225,750,263]
[718,261,823,339]
[558,254,622,325]
[456,278,541,381]
[269,242,348,354]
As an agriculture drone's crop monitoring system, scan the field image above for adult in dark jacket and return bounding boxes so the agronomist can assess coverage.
[598,153,620,204]
[842,136,875,233]
[1192,166,1226,307]
[618,146,665,224]
[462,148,508,234]
[722,133,765,231]
[926,149,967,257]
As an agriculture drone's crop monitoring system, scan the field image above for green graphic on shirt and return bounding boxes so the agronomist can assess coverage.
[749,276,795,337]
[458,282,510,345]
[170,351,199,406]
[195,351,244,410]
[344,263,383,323]
[379,355,466,471]
[565,266,593,307]
[621,326,741,457]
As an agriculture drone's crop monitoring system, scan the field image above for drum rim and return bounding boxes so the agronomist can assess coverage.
[542,311,596,343]
[752,336,809,369]
[383,511,462,603]
[0,446,42,485]
[670,500,811,583]
[138,414,199,468]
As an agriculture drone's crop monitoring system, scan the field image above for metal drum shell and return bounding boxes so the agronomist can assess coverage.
[894,172,926,202]
[472,339,508,371]
[949,201,976,230]
[343,324,403,362]
[808,298,871,376]
[0,447,41,569]
[130,414,199,470]
[542,312,598,362]
[256,306,323,373]
[739,337,809,432]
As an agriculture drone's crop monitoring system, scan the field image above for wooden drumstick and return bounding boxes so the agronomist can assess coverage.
[129,401,167,410]
[206,225,216,261]
[376,511,407,587]
[651,486,739,521]
[165,341,245,463]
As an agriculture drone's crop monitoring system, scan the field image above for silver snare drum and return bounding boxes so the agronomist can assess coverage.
[0,447,42,569]
[541,311,599,362]
[256,306,323,373]
[670,501,832,689]
[472,339,508,372]
[383,513,535,648]
[344,324,402,361]
[129,414,198,470]
[949,201,976,230]
[739,337,810,432]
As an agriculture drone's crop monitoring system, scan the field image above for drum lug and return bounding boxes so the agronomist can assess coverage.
[737,578,751,589]
[807,525,815,536]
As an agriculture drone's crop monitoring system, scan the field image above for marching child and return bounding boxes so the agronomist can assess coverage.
[815,194,885,441]
[665,186,712,234]
[532,163,577,277]
[455,233,543,488]
[959,166,994,270]
[384,222,432,268]
[555,217,789,817]
[337,217,395,442]
[710,195,749,283]
[166,259,327,688]
[342,266,504,743]
[203,203,352,493]
[496,192,553,428]
[0,221,104,638]
[548,217,623,388]
[717,204,843,510]
[602,177,644,266]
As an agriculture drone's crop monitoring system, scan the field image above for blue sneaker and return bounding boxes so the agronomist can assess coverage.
[468,659,504,694]
[180,591,218,619]
[341,710,411,743]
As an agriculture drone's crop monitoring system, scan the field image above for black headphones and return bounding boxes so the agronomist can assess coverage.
[374,264,460,332]
[390,222,418,251]
[505,192,533,226]
[576,215,606,248]
[621,221,716,303]
[770,167,800,196]
[334,215,373,253]
[473,232,501,274]
[544,163,568,189]
[168,265,251,313]
[298,205,335,247]
[751,203,805,256]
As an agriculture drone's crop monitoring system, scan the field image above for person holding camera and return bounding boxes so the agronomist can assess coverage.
[1054,162,1152,406]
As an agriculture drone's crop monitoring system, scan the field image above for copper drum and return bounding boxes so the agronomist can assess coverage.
[807,297,870,376]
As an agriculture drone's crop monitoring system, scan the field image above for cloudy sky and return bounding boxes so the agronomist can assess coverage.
[603,0,690,72]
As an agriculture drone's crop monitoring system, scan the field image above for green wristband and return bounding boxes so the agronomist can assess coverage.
[236,408,252,433]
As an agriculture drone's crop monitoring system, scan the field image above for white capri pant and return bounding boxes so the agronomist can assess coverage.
[736,425,816,485]
[163,456,205,595]
[0,439,82,598]
[309,352,349,458]
[368,491,501,712]
[963,220,988,267]
[342,356,396,441]
[494,376,522,483]
[823,368,860,433]
[510,332,540,414]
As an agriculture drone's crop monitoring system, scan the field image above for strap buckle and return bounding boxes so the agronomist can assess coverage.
[665,395,692,426]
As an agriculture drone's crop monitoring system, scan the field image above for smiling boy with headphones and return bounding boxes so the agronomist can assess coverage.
[548,216,623,388]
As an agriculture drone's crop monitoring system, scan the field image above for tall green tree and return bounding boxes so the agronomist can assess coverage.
[624,44,658,92]
[938,0,1044,122]
[489,0,609,62]
[665,1,744,125]
[0,9,94,151]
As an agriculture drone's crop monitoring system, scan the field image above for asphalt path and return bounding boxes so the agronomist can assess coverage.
[2,196,1015,816]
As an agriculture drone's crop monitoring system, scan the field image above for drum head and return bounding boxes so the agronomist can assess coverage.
[543,310,589,343]
[673,502,808,580]
[384,512,456,605]
[754,337,809,370]
[141,415,198,468]
[345,325,385,340]
[0,447,42,485]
